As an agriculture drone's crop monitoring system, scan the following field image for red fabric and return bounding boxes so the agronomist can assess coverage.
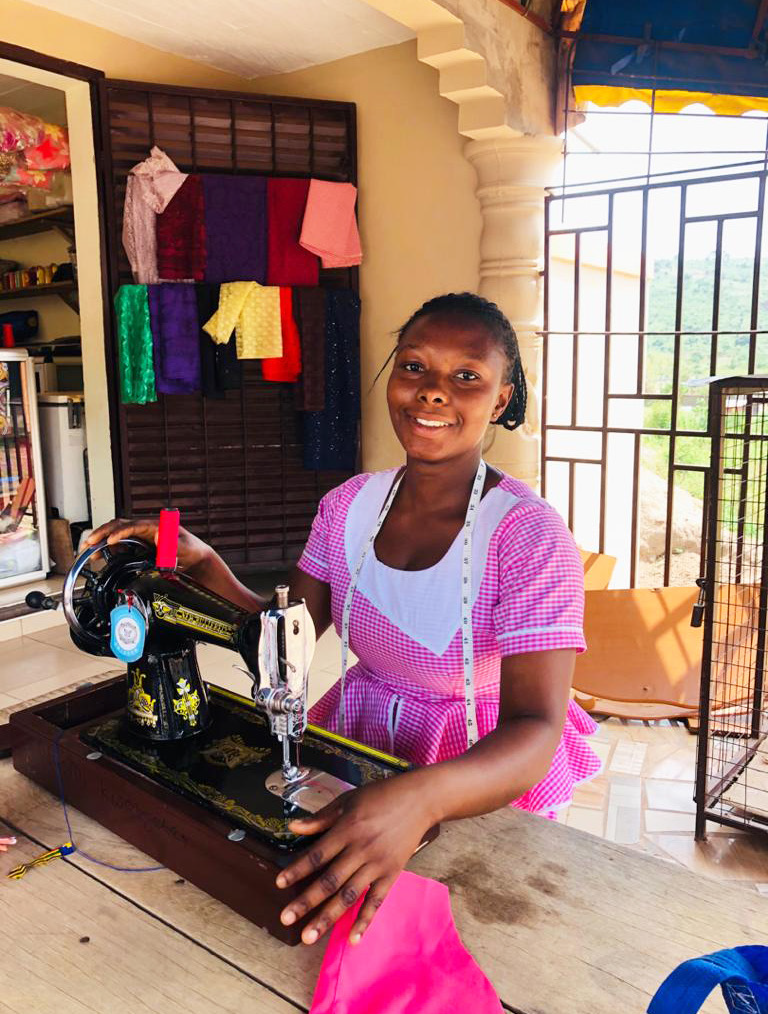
[262,287,303,382]
[156,174,206,281]
[266,178,319,286]
[310,871,502,1014]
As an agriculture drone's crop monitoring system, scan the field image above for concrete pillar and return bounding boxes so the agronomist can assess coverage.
[464,135,562,489]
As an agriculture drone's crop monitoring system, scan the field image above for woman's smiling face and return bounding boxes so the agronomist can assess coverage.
[386,313,514,464]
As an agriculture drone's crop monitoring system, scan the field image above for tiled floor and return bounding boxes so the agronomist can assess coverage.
[3,616,768,893]
[561,713,768,893]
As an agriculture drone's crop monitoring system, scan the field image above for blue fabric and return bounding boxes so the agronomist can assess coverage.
[649,947,768,1014]
[302,289,360,472]
[573,1,768,99]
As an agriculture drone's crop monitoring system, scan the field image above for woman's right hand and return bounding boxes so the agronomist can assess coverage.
[83,518,214,576]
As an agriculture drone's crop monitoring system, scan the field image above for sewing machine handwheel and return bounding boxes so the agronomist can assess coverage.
[62,537,153,655]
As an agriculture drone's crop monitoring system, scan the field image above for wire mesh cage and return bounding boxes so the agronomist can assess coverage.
[696,376,768,839]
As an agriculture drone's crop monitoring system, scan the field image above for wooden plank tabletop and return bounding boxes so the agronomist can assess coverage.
[2,758,767,1013]
[1,832,299,1014]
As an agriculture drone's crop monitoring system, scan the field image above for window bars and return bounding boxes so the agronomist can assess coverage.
[543,168,768,588]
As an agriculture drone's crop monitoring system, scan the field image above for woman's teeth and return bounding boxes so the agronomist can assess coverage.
[414,417,451,428]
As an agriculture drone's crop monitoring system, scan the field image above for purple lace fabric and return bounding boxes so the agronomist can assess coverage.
[203,175,267,283]
[147,283,201,394]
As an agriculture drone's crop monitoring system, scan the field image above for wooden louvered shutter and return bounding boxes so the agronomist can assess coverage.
[97,80,358,571]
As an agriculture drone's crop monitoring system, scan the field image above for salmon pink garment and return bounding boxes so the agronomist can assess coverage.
[309,871,502,1014]
[299,178,362,268]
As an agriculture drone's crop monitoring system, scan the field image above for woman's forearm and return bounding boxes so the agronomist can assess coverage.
[404,716,561,824]
[187,548,267,613]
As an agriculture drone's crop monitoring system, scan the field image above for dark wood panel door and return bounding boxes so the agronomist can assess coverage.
[97,79,359,570]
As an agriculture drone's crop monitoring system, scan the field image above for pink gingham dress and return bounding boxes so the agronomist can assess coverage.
[297,468,601,814]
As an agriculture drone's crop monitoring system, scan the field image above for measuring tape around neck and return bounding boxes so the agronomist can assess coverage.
[338,458,487,751]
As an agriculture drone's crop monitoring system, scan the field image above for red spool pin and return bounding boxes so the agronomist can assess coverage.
[156,508,180,570]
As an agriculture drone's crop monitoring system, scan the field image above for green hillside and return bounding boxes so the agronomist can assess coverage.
[642,254,768,524]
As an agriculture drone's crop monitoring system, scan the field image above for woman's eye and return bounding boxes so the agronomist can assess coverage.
[401,362,424,373]
[456,371,479,381]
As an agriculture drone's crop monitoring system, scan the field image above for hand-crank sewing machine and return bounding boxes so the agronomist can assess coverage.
[8,512,435,943]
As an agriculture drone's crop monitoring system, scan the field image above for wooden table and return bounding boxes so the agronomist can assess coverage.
[2,757,766,1014]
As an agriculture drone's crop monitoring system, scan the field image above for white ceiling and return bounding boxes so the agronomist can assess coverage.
[0,74,66,123]
[22,0,415,79]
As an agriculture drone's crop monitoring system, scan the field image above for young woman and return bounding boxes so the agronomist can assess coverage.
[87,292,600,946]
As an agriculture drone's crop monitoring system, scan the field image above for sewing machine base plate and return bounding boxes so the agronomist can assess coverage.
[9,676,438,944]
[80,688,393,849]
[265,766,355,812]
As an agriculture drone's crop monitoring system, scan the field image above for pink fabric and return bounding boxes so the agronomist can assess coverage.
[310,871,502,1014]
[0,106,44,154]
[24,124,69,170]
[298,469,601,814]
[0,162,55,190]
[300,178,362,268]
[122,146,187,284]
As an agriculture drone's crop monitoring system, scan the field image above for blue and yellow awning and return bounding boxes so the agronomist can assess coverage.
[568,1,768,111]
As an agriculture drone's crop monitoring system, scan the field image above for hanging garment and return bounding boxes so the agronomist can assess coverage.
[122,146,187,284]
[156,174,206,281]
[293,286,326,411]
[649,947,768,1014]
[266,177,319,286]
[114,284,156,404]
[309,871,502,1014]
[203,175,267,284]
[147,283,201,394]
[302,288,360,471]
[262,287,302,382]
[195,284,241,398]
[299,179,362,268]
[203,281,282,359]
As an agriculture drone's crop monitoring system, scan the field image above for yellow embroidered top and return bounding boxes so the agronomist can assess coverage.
[203,282,282,358]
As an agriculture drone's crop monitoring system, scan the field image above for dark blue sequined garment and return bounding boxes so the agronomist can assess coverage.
[302,289,360,471]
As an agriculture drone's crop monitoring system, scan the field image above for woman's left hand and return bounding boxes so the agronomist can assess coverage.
[276,774,434,945]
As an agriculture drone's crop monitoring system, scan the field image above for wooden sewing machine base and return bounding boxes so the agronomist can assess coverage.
[8,676,437,944]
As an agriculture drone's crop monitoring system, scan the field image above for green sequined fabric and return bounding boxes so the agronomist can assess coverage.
[115,284,157,404]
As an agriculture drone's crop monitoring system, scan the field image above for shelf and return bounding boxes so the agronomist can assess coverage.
[0,282,78,313]
[21,333,80,350]
[0,207,74,241]
[0,282,75,301]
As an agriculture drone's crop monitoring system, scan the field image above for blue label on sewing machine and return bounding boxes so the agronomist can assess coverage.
[110,604,146,663]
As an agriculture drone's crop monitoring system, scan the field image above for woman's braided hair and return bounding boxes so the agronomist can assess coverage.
[395,292,527,431]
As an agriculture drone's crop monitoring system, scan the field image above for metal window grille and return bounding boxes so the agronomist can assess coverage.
[543,167,768,588]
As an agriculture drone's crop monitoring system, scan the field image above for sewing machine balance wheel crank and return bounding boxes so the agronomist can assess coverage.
[11,508,438,944]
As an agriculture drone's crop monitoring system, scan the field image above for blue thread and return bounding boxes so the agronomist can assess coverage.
[53,731,165,873]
